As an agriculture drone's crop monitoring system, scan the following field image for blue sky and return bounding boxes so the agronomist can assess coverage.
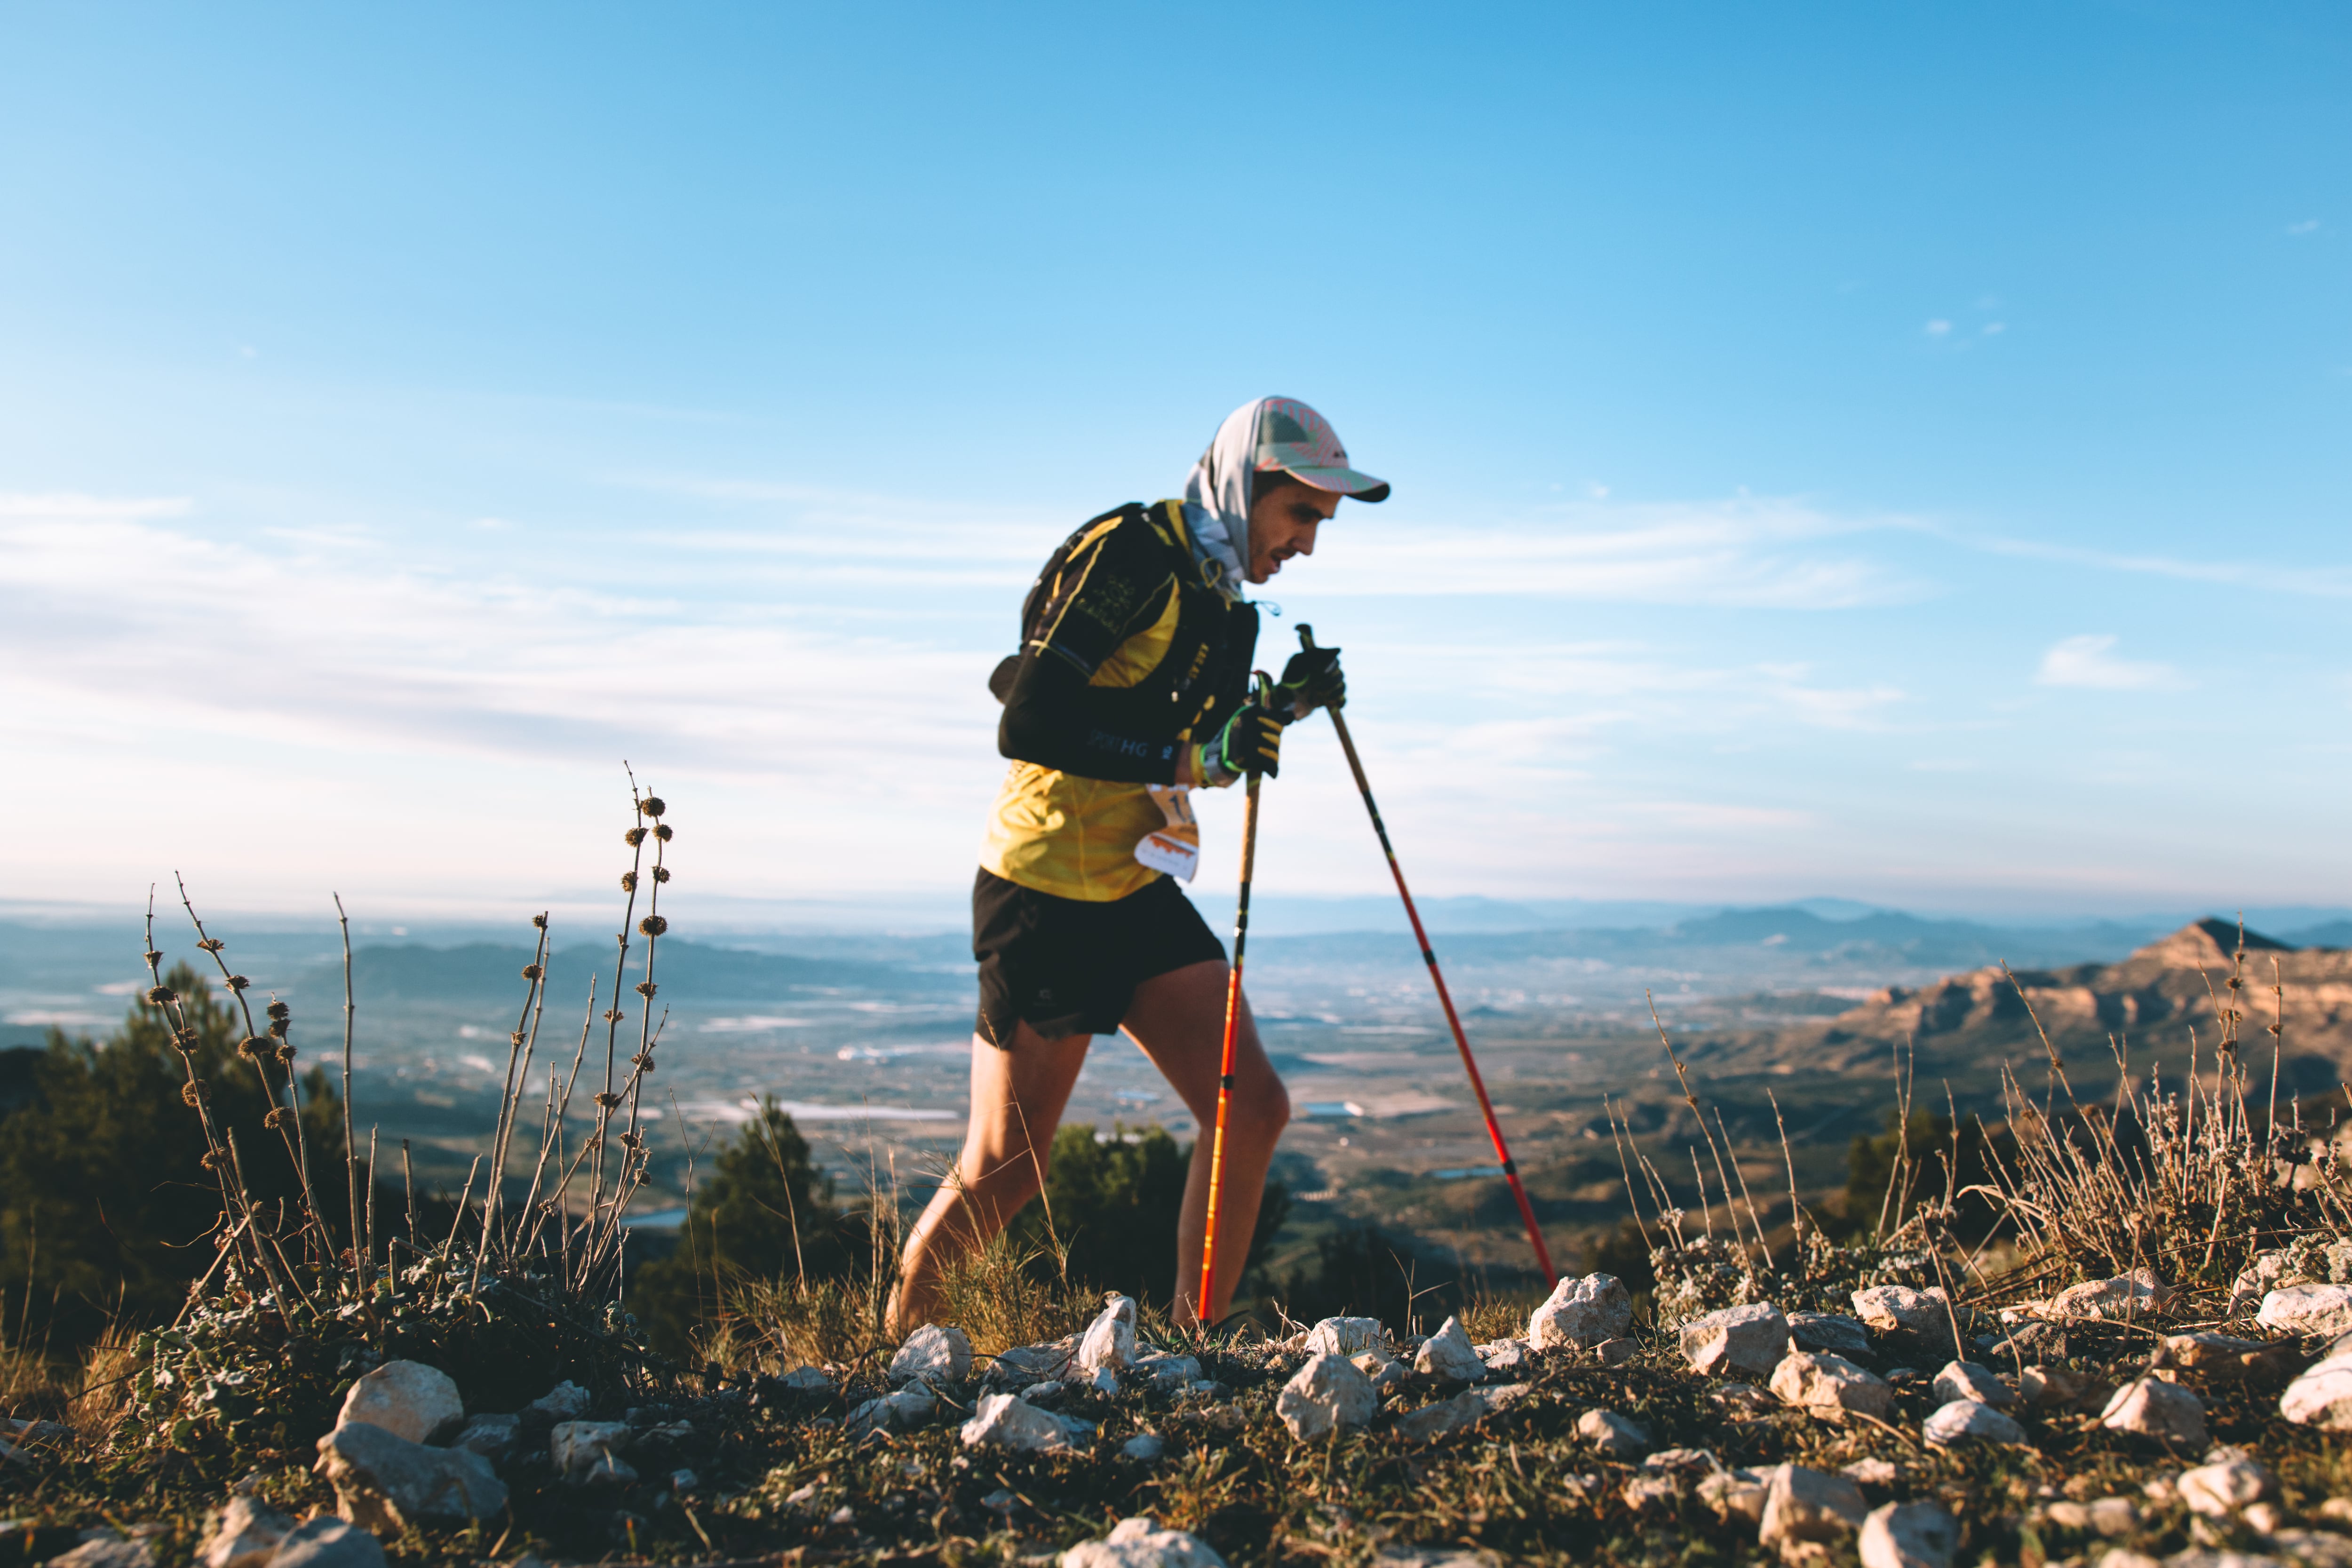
[3,2,2345,927]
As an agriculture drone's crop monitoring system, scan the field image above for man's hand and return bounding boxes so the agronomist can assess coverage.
[1204,703,1283,784]
[1275,643,1345,720]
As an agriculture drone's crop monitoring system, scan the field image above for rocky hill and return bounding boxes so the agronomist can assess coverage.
[1813,918,2352,1092]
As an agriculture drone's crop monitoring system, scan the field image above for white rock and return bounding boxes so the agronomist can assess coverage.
[1475,1338,1535,1374]
[1276,1353,1378,1441]
[2018,1364,2100,1410]
[314,1422,509,1528]
[1861,1500,1958,1568]
[1931,1362,2015,1407]
[264,1519,386,1568]
[1621,1473,1682,1515]
[1079,1296,1139,1375]
[2162,1332,2291,1382]
[2282,1352,2352,1427]
[1135,1352,1203,1391]
[1844,1458,1898,1486]
[1699,1468,1774,1524]
[1122,1432,1166,1461]
[1575,1408,1648,1458]
[889,1324,973,1387]
[1528,1274,1632,1349]
[1851,1285,1953,1338]
[2261,1284,2352,1339]
[1594,1337,1637,1366]
[2048,1269,2173,1322]
[1769,1351,1895,1421]
[1760,1464,1867,1545]
[1680,1302,1791,1378]
[780,1364,834,1394]
[1304,1316,1387,1357]
[2178,1457,2278,1518]
[450,1414,516,1463]
[1922,1399,2027,1447]
[1788,1311,1872,1357]
[844,1384,936,1439]
[2047,1497,2142,1536]
[46,1541,152,1568]
[548,1420,636,1486]
[959,1393,1089,1454]
[529,1381,592,1419]
[1414,1316,1486,1381]
[334,1362,463,1445]
[199,1497,293,1568]
[1061,1516,1231,1568]
[2099,1378,2209,1446]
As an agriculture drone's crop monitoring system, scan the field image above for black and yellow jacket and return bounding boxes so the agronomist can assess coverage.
[981,500,1259,901]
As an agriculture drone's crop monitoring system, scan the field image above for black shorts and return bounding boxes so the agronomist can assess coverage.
[973,868,1227,1048]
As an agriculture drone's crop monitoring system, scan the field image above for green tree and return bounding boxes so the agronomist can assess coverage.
[628,1101,857,1356]
[0,964,346,1347]
[1844,1106,2009,1242]
[1011,1123,1290,1313]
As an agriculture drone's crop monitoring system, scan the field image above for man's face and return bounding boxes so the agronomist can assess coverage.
[1245,478,1341,584]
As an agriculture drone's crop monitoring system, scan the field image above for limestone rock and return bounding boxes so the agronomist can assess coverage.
[2161,1332,2296,1382]
[1574,1407,1648,1458]
[314,1421,509,1530]
[843,1384,936,1440]
[1122,1432,1166,1461]
[993,1336,1081,1388]
[1788,1311,1872,1358]
[265,1519,386,1568]
[1134,1352,1203,1392]
[1061,1516,1231,1568]
[1414,1316,1486,1381]
[1304,1316,1387,1357]
[890,1324,973,1388]
[2018,1364,2102,1410]
[2281,1351,2352,1427]
[1851,1285,1953,1338]
[780,1364,835,1395]
[1079,1296,1139,1375]
[1921,1399,2027,1447]
[2260,1284,2352,1340]
[1843,1458,1897,1486]
[2044,1498,2140,1536]
[2048,1269,2173,1322]
[335,1362,463,1445]
[450,1414,517,1463]
[959,1393,1090,1454]
[1475,1338,1534,1375]
[1699,1468,1773,1524]
[1931,1361,2014,1407]
[1680,1302,1791,1378]
[1396,1388,1505,1444]
[1860,1500,1958,1568]
[1528,1274,1631,1349]
[1621,1473,1681,1515]
[1594,1337,1637,1366]
[2099,1378,2209,1446]
[2178,1456,2278,1518]
[1760,1464,1867,1545]
[199,1497,294,1568]
[1769,1351,1895,1421]
[1276,1353,1377,1441]
[548,1420,636,1486]
[529,1381,591,1418]
[47,1541,154,1568]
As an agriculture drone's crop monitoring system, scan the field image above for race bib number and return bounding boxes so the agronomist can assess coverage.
[1134,784,1200,881]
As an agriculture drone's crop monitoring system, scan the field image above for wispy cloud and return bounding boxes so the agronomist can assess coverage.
[2288,219,2321,236]
[1303,497,1922,609]
[2034,634,2186,691]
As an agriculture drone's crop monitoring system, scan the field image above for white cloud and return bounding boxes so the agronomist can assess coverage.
[1924,319,1952,337]
[2288,219,2320,236]
[2033,634,2186,691]
[1299,496,1920,609]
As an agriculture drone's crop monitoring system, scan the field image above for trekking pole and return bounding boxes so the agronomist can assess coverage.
[1296,625,1559,1286]
[1197,671,1273,1329]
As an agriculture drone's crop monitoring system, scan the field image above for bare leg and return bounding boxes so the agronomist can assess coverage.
[890,1022,1090,1337]
[1120,959,1291,1327]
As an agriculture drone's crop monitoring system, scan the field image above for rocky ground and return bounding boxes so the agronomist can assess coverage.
[18,1238,2352,1568]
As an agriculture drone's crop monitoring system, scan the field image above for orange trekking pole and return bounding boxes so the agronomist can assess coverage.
[1196,672,1273,1328]
[1296,625,1558,1286]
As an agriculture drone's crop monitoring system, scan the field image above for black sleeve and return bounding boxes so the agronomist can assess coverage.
[998,646,1187,784]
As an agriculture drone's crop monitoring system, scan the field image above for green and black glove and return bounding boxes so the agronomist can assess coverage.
[1202,702,1283,785]
[1275,643,1345,719]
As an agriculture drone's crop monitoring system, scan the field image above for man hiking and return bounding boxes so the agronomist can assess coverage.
[890,396,1389,1332]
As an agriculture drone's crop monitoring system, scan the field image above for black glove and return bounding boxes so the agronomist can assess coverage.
[1205,702,1282,784]
[1275,643,1344,718]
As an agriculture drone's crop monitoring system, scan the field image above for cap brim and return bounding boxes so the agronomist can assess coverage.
[1282,465,1391,503]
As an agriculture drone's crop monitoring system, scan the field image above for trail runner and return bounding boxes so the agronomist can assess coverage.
[889,397,1388,1332]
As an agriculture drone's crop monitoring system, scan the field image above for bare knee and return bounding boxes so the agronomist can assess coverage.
[1232,1077,1291,1143]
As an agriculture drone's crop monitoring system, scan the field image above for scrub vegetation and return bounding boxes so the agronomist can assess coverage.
[8,803,2352,1568]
